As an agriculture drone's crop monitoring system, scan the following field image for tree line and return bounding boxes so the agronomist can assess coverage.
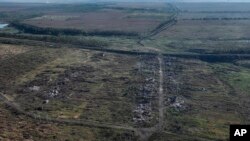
[10,22,139,37]
[0,32,108,47]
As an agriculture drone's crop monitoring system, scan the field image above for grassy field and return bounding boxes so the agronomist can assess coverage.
[14,49,138,125]
[0,102,137,141]
[0,42,159,140]
[161,58,243,140]
[157,20,250,40]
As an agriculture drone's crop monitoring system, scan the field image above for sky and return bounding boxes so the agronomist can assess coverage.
[1,0,250,3]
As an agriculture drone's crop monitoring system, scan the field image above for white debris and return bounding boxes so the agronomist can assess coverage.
[29,86,40,92]
[43,99,49,104]
[47,87,60,98]
[169,96,186,111]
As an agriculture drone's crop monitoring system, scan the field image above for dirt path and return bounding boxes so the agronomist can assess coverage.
[158,55,164,131]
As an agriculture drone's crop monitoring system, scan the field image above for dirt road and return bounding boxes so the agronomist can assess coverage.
[158,55,164,131]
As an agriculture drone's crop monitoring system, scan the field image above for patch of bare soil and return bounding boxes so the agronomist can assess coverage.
[0,44,29,60]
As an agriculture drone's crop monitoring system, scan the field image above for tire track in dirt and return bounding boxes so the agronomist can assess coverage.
[158,55,164,131]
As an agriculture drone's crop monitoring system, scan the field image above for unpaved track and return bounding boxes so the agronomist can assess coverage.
[158,55,164,131]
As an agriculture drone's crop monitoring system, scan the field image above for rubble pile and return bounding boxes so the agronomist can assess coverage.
[21,65,95,99]
[133,56,158,126]
[164,57,189,112]
[168,96,187,111]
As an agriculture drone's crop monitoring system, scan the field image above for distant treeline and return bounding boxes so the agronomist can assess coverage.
[1,34,250,63]
[108,3,178,13]
[109,7,174,13]
[0,13,42,22]
[0,32,108,47]
[10,22,139,37]
[184,17,250,21]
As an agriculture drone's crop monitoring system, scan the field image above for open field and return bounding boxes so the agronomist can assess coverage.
[178,12,250,20]
[0,44,30,59]
[161,58,242,140]
[107,2,171,9]
[9,3,175,35]
[0,102,137,141]
[23,9,166,33]
[14,49,139,125]
[157,20,250,40]
[1,2,250,141]
[144,3,250,54]
[0,43,160,140]
[175,2,250,12]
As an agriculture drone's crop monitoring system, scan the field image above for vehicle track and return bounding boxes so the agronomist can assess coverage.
[158,55,164,131]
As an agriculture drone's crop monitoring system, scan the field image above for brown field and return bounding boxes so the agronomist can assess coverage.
[178,12,250,20]
[0,44,29,59]
[157,20,250,39]
[175,3,250,12]
[108,2,170,9]
[23,9,166,33]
